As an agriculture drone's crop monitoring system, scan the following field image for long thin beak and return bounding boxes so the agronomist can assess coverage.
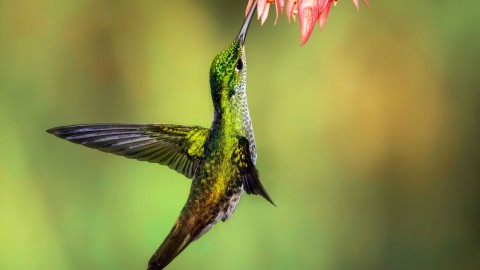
[236,0,257,45]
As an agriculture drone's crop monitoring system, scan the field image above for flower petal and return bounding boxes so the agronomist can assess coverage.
[275,0,285,25]
[298,0,319,45]
[261,3,271,25]
[318,0,332,30]
[352,0,370,10]
[286,0,297,23]
[353,0,359,11]
[317,0,328,12]
[257,0,267,20]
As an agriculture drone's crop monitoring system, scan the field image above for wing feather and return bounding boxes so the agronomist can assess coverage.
[47,124,210,179]
[235,137,275,205]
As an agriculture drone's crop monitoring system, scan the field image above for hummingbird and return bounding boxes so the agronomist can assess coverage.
[47,1,274,269]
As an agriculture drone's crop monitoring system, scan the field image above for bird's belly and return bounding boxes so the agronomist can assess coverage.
[221,188,243,222]
[193,188,243,240]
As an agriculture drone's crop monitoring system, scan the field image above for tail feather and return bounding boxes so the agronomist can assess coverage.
[147,220,196,270]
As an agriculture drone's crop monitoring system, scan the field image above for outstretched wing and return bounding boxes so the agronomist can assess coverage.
[235,137,275,205]
[47,124,209,179]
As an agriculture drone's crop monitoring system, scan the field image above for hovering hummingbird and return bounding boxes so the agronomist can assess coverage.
[47,1,273,269]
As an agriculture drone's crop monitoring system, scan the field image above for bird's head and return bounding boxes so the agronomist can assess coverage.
[209,2,256,111]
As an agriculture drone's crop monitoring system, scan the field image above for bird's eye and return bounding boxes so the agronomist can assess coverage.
[235,59,243,71]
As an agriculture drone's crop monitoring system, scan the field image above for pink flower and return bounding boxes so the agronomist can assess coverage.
[246,0,370,45]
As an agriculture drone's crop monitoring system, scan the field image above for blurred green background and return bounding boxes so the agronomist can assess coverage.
[1,0,479,269]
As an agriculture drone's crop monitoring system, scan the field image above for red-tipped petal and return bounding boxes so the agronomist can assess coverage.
[298,0,319,45]
[352,0,370,10]
[274,0,284,25]
[353,0,359,11]
[286,0,297,23]
[317,0,328,12]
[318,0,332,30]
[261,3,271,25]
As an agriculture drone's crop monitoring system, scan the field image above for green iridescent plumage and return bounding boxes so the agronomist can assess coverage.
[47,1,272,269]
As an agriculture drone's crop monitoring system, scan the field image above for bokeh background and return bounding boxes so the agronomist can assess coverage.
[1,0,479,269]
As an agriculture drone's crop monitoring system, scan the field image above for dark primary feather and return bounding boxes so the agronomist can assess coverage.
[47,124,209,179]
[237,137,275,206]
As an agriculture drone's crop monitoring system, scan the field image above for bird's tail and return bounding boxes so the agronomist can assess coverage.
[147,217,200,270]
